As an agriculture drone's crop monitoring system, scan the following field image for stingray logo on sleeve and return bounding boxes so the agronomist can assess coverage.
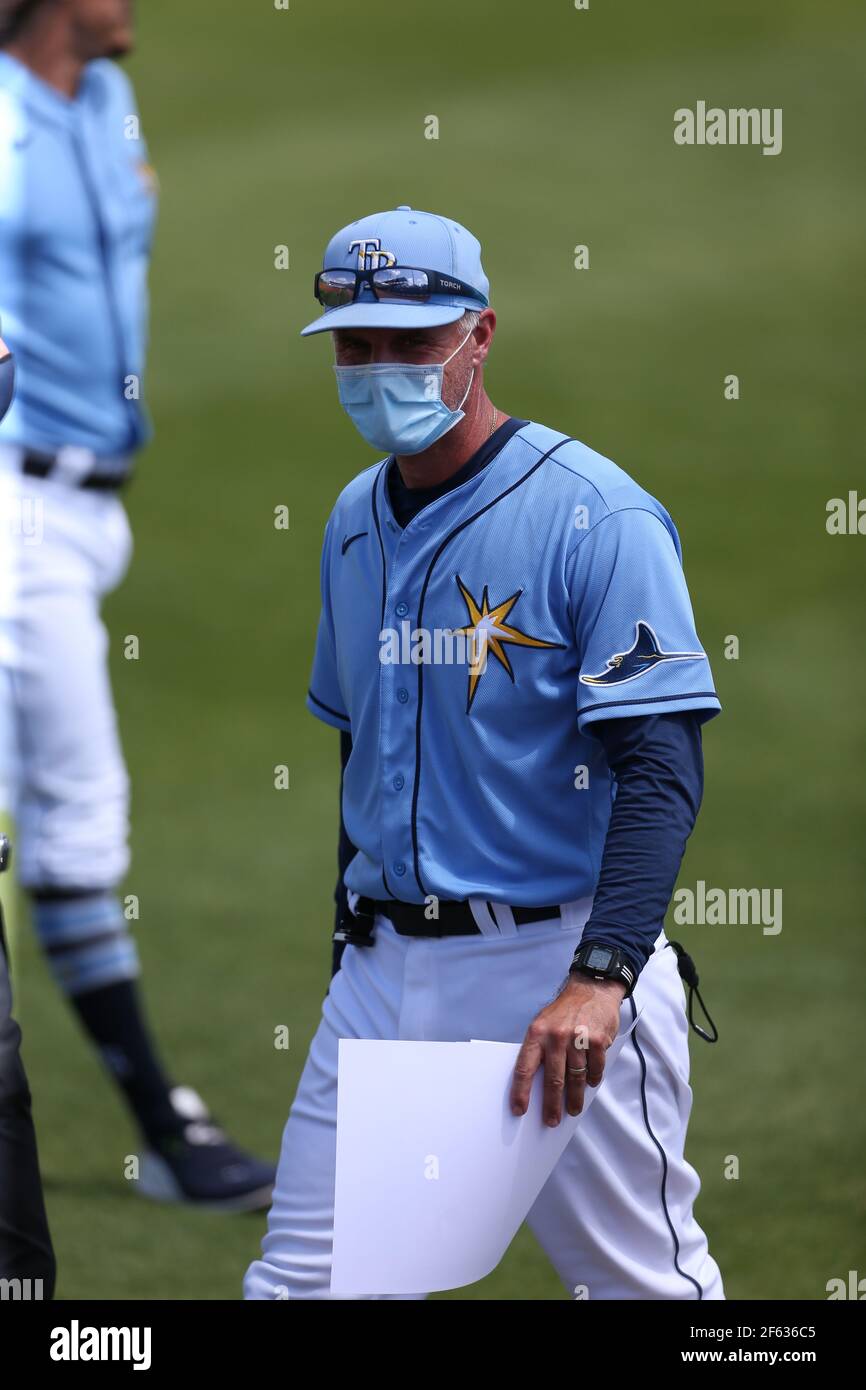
[580,621,705,687]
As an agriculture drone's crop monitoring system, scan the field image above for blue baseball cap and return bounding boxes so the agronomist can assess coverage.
[300,205,489,337]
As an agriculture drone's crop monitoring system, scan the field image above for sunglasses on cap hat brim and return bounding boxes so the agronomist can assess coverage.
[314,265,488,310]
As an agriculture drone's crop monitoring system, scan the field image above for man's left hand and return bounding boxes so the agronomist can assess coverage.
[510,974,626,1126]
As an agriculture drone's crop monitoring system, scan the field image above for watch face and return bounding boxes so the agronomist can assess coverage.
[585,946,614,970]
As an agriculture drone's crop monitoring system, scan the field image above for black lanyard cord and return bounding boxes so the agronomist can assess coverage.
[666,939,719,1043]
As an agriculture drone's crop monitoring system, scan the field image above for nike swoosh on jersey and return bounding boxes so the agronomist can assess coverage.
[341,531,368,556]
[579,620,705,686]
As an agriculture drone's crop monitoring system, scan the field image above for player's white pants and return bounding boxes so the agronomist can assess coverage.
[0,452,132,888]
[244,912,724,1301]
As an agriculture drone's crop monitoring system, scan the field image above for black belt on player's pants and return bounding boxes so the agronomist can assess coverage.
[373,897,561,938]
[21,450,131,491]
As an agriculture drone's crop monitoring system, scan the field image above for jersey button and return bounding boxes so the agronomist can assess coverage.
[393,861,406,876]
[392,773,405,791]
[395,601,409,618]
[396,687,409,703]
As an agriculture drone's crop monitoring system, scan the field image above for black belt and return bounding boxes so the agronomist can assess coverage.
[21,451,131,491]
[335,896,562,945]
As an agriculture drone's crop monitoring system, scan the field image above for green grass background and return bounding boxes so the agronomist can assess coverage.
[5,0,865,1299]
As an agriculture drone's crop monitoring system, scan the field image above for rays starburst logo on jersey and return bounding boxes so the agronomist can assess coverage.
[453,575,564,713]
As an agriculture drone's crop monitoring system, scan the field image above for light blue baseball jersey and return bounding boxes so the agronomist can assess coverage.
[0,52,156,458]
[307,421,720,906]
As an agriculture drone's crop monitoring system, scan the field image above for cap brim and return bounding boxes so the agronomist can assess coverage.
[300,301,467,337]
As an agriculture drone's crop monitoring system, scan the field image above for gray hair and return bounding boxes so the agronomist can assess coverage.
[459,309,482,335]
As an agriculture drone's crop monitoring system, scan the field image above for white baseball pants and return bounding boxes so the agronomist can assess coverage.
[244,909,724,1300]
[0,450,132,888]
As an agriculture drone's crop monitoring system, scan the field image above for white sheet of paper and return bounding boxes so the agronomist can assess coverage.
[331,1013,639,1295]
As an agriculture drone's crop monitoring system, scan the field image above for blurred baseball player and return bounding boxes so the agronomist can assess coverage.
[0,0,274,1209]
[245,204,725,1300]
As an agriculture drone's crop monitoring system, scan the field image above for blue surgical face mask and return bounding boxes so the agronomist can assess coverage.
[333,327,475,456]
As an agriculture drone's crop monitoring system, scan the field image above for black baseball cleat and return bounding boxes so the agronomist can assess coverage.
[136,1087,275,1212]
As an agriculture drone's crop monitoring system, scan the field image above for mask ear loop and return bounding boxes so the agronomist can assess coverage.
[455,366,475,412]
[443,325,476,412]
[440,325,475,366]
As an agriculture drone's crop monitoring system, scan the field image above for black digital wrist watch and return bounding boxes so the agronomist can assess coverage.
[569,941,637,997]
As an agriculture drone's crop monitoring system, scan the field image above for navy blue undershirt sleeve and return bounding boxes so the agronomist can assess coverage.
[578,711,704,980]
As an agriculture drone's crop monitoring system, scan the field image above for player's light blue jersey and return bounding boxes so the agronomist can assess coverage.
[308,421,720,907]
[0,52,156,458]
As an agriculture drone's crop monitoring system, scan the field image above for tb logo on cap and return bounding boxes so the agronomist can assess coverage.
[348,237,396,270]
